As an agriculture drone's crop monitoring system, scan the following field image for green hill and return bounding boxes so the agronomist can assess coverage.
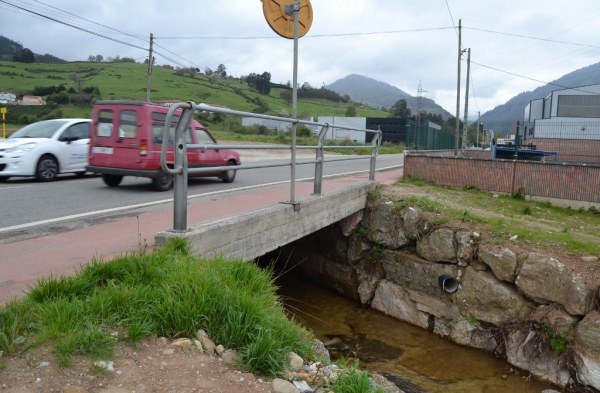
[0,60,388,122]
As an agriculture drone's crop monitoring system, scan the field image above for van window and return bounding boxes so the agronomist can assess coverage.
[96,109,113,137]
[151,125,193,145]
[119,110,137,138]
[196,128,215,145]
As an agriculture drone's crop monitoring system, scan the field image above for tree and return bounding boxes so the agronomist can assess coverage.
[389,99,411,118]
[345,106,357,117]
[216,64,227,78]
[13,48,35,63]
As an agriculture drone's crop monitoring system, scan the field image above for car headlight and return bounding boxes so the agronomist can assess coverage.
[6,142,37,155]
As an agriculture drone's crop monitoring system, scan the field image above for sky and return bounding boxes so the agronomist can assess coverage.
[2,0,600,116]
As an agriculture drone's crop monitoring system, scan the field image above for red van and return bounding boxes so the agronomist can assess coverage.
[86,101,240,191]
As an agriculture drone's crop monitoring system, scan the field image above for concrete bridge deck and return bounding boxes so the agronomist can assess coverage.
[0,168,402,305]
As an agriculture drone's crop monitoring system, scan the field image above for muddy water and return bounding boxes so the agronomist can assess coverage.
[277,275,559,393]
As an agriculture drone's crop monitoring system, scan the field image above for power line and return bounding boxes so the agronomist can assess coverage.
[464,26,600,50]
[0,0,148,51]
[155,27,455,40]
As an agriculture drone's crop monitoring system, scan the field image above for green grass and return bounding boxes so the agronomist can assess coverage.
[330,366,386,393]
[0,239,313,375]
[397,177,600,255]
[0,60,389,121]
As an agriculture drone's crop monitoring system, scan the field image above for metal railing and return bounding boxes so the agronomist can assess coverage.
[160,101,382,232]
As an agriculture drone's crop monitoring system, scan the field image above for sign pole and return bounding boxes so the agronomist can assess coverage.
[1,107,6,139]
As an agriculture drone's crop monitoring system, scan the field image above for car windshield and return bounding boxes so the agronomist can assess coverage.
[9,120,70,139]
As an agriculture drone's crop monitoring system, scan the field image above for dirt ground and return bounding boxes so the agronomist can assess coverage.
[0,337,274,393]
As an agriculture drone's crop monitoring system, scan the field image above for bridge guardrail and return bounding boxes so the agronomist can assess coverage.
[161,101,382,232]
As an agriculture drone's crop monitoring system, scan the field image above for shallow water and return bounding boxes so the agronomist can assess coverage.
[278,275,559,393]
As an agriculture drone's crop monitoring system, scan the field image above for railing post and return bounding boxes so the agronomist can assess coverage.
[313,124,329,195]
[172,105,194,232]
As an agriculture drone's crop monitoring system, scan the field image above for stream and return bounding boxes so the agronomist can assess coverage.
[277,274,559,393]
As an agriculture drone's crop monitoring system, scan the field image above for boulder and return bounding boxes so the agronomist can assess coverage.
[531,304,578,338]
[416,227,457,263]
[455,230,476,266]
[347,233,371,263]
[402,206,423,240]
[371,280,430,328]
[478,245,518,282]
[340,209,364,236]
[366,200,409,249]
[505,328,571,387]
[572,349,600,391]
[381,250,457,302]
[434,317,498,352]
[575,311,600,352]
[457,267,534,325]
[516,253,595,316]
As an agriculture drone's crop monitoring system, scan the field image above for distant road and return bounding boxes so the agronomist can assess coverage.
[0,154,403,242]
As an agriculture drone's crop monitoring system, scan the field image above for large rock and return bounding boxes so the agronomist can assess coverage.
[575,311,600,352]
[340,209,364,237]
[355,258,386,305]
[457,267,534,325]
[381,250,458,302]
[531,304,579,338]
[366,200,409,249]
[401,206,424,240]
[434,317,498,352]
[505,328,571,387]
[455,230,476,266]
[516,253,595,316]
[478,245,518,282]
[416,227,457,263]
[574,312,600,389]
[347,233,371,263]
[371,280,430,328]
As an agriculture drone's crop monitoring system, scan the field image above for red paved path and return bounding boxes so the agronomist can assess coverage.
[0,169,402,305]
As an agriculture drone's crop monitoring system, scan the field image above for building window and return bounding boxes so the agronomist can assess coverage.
[557,95,600,118]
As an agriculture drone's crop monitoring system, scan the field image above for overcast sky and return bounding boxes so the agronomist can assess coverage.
[2,0,600,115]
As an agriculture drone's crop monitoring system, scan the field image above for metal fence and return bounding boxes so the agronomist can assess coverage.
[405,120,455,151]
[160,102,383,232]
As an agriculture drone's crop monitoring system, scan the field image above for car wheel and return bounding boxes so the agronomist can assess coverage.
[221,160,237,183]
[152,171,173,191]
[35,155,58,181]
[102,174,123,187]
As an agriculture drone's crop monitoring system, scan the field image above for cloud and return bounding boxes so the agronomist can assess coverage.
[2,0,600,115]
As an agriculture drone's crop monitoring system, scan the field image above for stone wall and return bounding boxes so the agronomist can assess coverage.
[281,198,600,392]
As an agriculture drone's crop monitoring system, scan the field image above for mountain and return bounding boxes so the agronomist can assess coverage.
[481,62,600,123]
[326,74,453,120]
[0,35,65,63]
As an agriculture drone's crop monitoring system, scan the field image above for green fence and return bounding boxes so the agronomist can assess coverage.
[405,120,457,150]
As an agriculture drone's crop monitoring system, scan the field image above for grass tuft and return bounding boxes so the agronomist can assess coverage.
[0,239,313,376]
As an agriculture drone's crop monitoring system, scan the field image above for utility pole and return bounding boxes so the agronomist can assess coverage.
[476,111,481,147]
[454,19,462,156]
[462,47,471,151]
[146,33,154,103]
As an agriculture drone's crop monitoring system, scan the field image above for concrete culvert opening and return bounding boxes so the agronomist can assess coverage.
[438,274,459,293]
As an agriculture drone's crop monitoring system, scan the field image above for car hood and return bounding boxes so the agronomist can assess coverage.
[0,138,48,149]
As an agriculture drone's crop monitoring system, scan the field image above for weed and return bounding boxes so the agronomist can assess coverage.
[367,185,383,203]
[543,326,568,356]
[355,225,367,238]
[521,205,532,215]
[467,315,477,326]
[330,366,386,393]
[512,188,525,200]
[369,243,386,263]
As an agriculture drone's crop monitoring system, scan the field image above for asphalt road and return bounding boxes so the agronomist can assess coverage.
[0,153,403,242]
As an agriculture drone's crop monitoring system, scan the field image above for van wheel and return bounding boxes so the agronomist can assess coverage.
[152,172,173,191]
[102,174,123,187]
[221,160,237,183]
[35,155,58,181]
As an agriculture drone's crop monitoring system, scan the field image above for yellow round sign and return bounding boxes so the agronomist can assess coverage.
[262,0,313,39]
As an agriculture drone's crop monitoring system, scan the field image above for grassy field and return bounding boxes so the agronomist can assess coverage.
[386,177,600,259]
[0,60,389,124]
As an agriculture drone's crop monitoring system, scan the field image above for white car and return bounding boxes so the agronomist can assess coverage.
[0,118,91,182]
